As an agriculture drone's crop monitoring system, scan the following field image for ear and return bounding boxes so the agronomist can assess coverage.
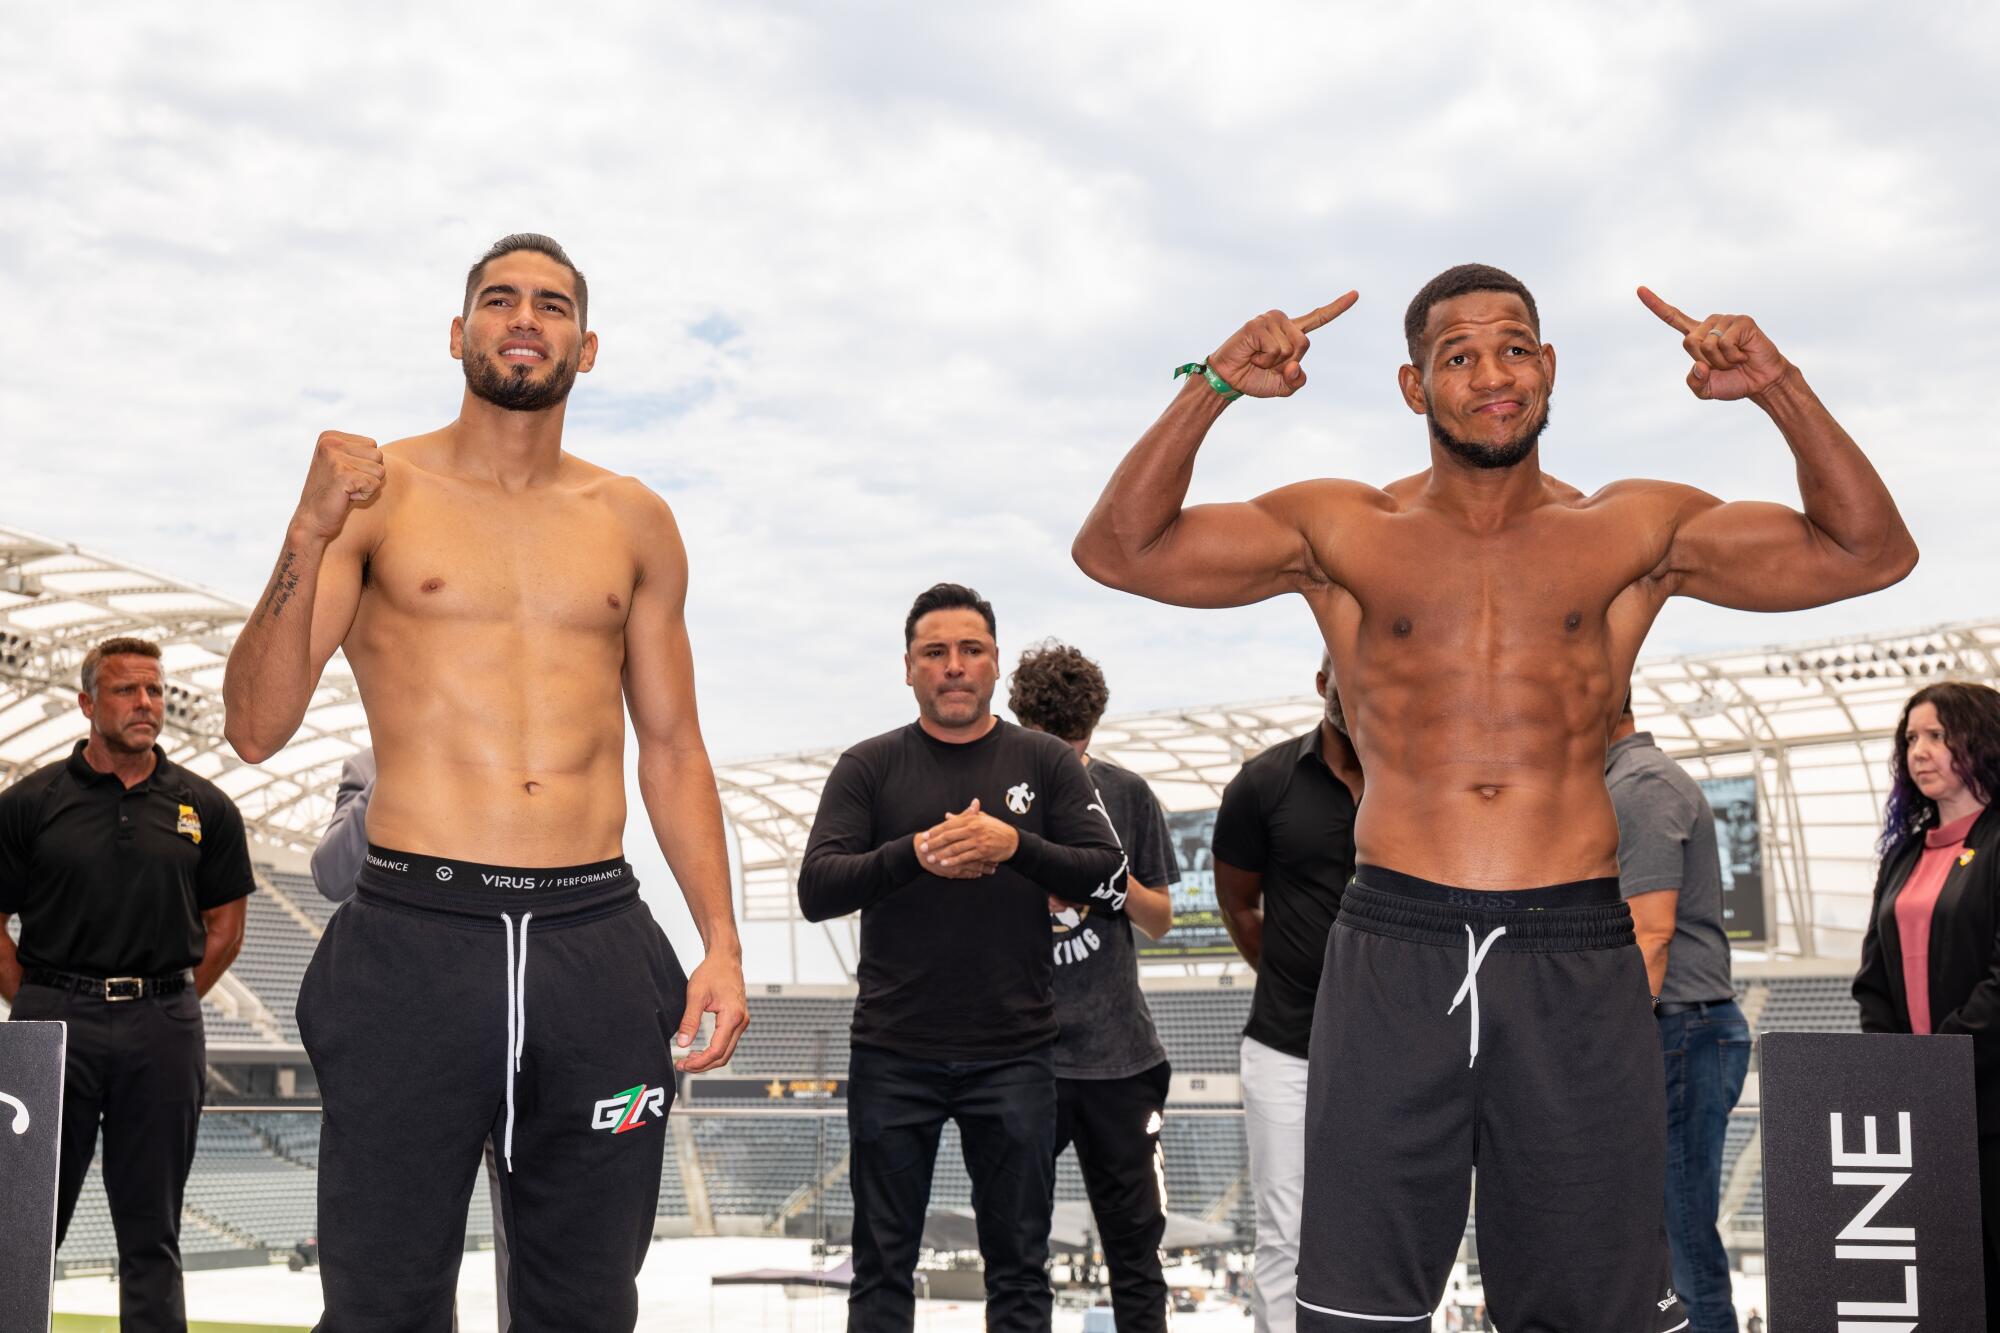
[76,690,94,721]
[449,315,466,362]
[1314,671,1329,699]
[1540,341,1556,391]
[904,652,914,687]
[577,329,599,374]
[1397,362,1428,415]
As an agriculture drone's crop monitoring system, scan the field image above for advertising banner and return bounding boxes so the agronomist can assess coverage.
[1762,1031,1984,1329]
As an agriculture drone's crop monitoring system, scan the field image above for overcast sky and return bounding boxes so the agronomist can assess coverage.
[5,4,1996,969]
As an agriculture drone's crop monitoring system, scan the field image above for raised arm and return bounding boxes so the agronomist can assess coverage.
[1072,295,1362,608]
[622,489,746,1072]
[223,432,384,763]
[1634,288,1918,610]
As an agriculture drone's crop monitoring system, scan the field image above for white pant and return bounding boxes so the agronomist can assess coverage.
[1240,1035,1310,1333]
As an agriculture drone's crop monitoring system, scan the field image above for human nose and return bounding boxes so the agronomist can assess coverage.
[1469,351,1514,391]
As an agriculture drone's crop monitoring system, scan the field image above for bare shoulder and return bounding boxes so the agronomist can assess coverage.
[377,428,455,472]
[588,473,687,588]
[1579,476,1721,522]
[1258,475,1395,524]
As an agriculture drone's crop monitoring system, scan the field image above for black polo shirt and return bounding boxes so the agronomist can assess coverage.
[0,741,254,976]
[1211,727,1358,1060]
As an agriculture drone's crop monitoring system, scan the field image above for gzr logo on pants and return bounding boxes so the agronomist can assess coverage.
[591,1084,667,1134]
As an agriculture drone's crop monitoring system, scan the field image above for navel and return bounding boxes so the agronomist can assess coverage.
[1477,786,1500,801]
[1392,616,1413,638]
[1564,610,1582,632]
[420,577,445,594]
[523,781,542,796]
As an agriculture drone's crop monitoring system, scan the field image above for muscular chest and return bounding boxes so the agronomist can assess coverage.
[1334,509,1652,655]
[364,486,635,634]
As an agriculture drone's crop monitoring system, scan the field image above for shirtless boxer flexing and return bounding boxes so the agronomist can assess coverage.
[224,233,747,1333]
[1073,264,1916,1331]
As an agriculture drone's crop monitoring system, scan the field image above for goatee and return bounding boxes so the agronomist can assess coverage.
[1428,401,1550,470]
[464,347,580,413]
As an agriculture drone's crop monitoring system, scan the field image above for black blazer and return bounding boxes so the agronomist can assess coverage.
[1854,804,2000,1134]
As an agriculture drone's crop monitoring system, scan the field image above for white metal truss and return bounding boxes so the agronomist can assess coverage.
[0,524,367,851]
[7,520,1995,965]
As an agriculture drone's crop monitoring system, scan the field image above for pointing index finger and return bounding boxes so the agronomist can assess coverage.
[1292,290,1359,333]
[1636,285,1694,335]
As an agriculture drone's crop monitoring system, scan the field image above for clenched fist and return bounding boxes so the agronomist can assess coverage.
[294,431,385,542]
[1206,292,1358,399]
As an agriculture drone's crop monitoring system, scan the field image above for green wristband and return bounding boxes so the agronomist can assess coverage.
[1174,361,1243,401]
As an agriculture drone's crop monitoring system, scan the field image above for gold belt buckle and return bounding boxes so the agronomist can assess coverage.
[102,976,144,1002]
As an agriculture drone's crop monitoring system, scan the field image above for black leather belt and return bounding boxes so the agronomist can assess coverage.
[1655,997,1734,1017]
[23,969,192,1002]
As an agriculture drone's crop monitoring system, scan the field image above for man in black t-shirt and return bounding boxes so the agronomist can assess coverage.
[0,637,254,1333]
[800,585,1124,1333]
[1009,641,1178,1333]
[1212,656,1361,1333]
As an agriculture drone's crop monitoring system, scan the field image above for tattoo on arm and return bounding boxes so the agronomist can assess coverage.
[258,551,301,623]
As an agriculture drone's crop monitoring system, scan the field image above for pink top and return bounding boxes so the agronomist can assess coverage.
[1896,809,1984,1035]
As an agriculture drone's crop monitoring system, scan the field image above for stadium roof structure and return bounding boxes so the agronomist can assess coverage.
[723,620,2000,972]
[0,524,367,850]
[7,520,1998,963]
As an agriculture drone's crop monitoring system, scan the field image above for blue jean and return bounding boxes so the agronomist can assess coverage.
[1658,999,1752,1333]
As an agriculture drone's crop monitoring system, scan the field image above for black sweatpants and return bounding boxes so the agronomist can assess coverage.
[846,1041,1058,1333]
[299,848,687,1333]
[1054,1060,1171,1333]
[8,978,204,1333]
[1296,867,1684,1333]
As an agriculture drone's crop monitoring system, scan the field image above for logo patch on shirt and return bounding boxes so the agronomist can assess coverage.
[176,804,202,845]
[1006,782,1035,815]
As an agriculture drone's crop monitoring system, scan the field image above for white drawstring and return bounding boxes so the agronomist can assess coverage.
[500,911,533,1172]
[1446,924,1507,1067]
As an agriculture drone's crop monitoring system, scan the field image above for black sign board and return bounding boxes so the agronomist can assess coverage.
[1762,1031,1984,1330]
[0,1021,66,1333]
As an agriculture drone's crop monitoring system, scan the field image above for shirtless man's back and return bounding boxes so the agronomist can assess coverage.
[225,234,747,1333]
[1075,264,1914,1332]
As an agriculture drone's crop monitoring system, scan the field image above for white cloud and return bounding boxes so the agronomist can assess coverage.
[3,3,1993,929]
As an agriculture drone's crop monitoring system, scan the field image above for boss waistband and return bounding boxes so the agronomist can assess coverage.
[1340,863,1633,952]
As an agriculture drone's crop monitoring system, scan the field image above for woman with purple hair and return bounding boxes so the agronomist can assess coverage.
[1855,680,2000,1320]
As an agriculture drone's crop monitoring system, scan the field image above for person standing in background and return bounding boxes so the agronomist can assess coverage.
[0,637,254,1333]
[311,747,510,1333]
[1855,681,2000,1324]
[798,583,1125,1333]
[1210,656,1361,1333]
[1010,640,1179,1333]
[1606,693,1749,1333]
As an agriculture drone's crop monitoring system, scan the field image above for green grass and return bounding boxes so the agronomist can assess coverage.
[54,1317,311,1333]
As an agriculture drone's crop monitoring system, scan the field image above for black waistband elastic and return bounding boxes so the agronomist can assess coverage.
[1339,864,1633,951]
[356,844,638,923]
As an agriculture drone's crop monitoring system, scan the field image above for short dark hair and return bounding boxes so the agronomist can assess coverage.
[80,636,162,696]
[1404,263,1539,364]
[904,582,996,646]
[464,233,588,329]
[1009,641,1109,742]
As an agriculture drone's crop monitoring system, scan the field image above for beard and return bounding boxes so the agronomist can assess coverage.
[1428,399,1550,470]
[463,345,581,413]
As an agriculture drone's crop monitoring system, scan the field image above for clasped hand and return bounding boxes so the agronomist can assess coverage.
[915,798,1019,880]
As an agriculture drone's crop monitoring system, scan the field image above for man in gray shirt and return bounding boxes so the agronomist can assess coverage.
[1607,697,1750,1333]
[1009,641,1178,1333]
[312,749,511,1333]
